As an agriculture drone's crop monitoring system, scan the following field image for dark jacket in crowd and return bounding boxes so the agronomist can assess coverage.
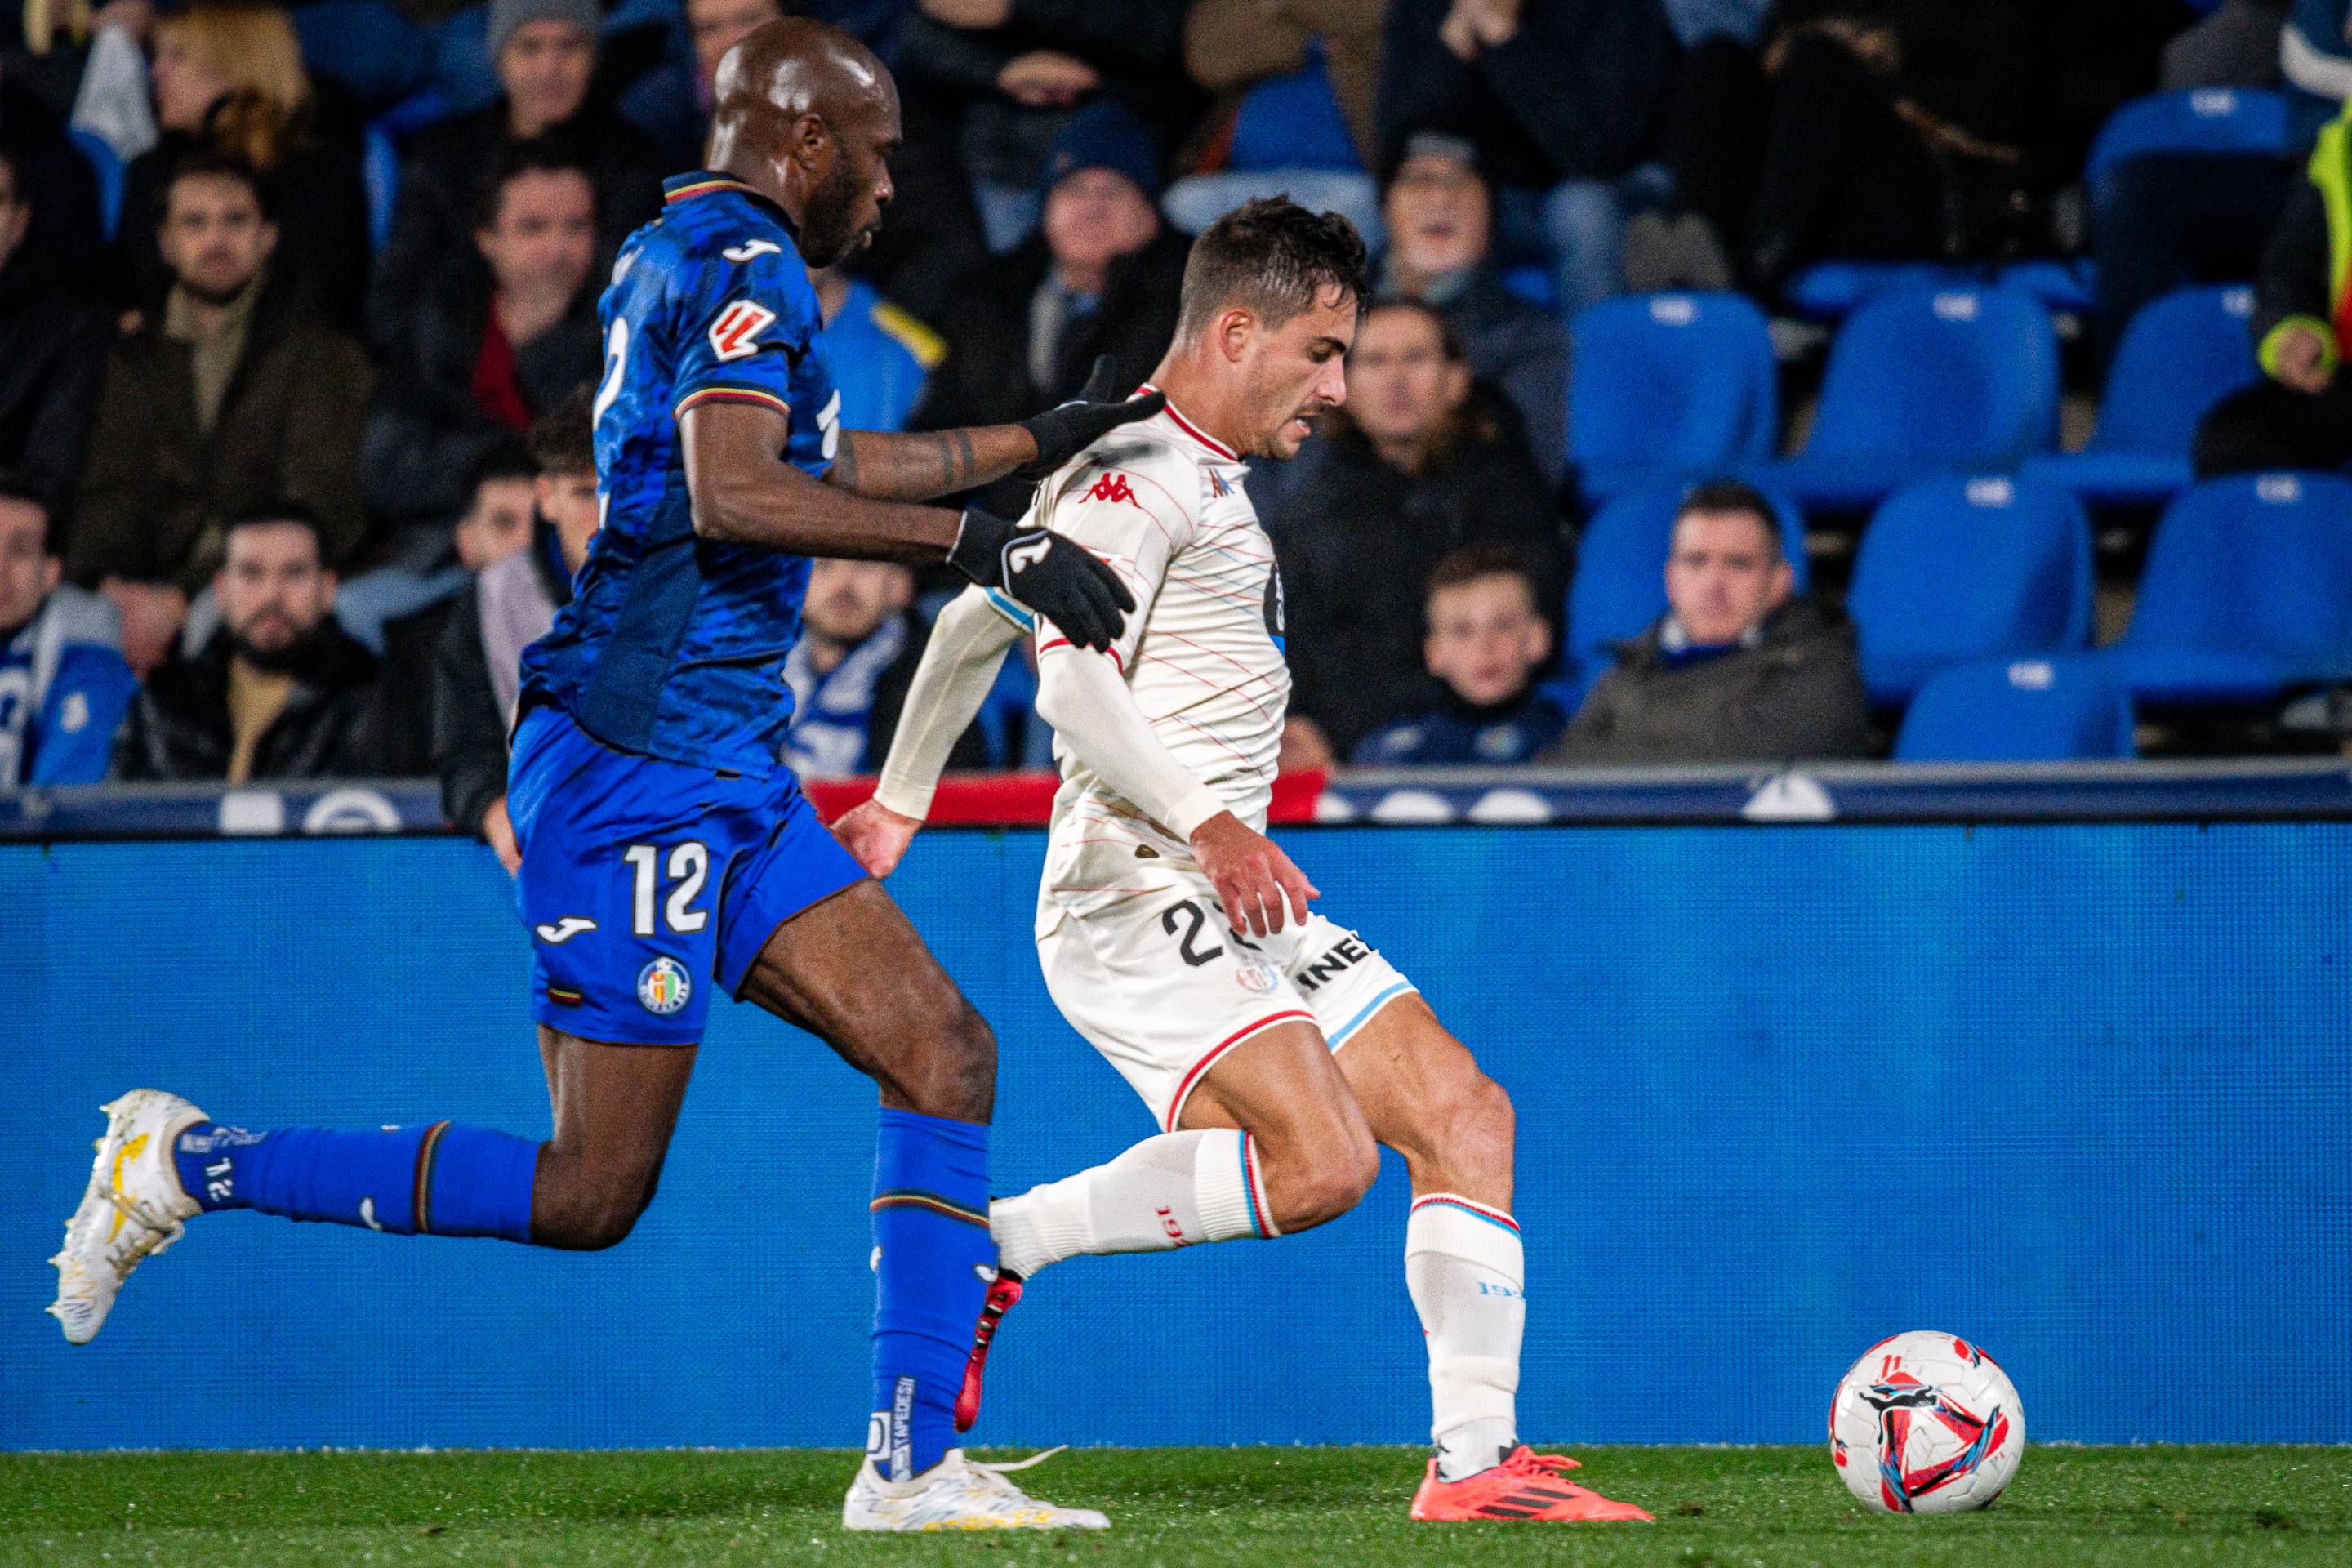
[367,100,662,353]
[1260,402,1567,755]
[363,288,600,540]
[0,252,109,519]
[1546,596,1870,765]
[1375,0,1674,184]
[68,293,374,591]
[1352,684,1572,766]
[114,122,373,327]
[376,526,576,835]
[114,623,383,781]
[1430,265,1570,482]
[897,0,1196,189]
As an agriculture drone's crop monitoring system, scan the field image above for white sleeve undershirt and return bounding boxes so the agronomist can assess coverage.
[870,587,1022,820]
[1033,644,1229,843]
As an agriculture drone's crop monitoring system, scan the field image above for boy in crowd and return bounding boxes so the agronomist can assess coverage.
[1352,547,1567,765]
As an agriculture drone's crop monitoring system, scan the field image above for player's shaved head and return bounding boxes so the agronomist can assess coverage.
[707,17,901,266]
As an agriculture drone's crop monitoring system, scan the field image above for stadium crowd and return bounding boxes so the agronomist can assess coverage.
[1,0,2348,824]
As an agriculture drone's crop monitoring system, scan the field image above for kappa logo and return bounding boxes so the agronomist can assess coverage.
[708,299,777,361]
[722,238,784,263]
[1088,472,1138,506]
[534,916,599,944]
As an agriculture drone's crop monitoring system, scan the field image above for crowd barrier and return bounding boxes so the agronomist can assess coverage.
[3,795,2348,1449]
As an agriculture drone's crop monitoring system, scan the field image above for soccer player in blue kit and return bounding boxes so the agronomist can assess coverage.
[50,19,1156,1531]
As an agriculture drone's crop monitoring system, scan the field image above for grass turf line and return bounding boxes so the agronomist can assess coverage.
[2,1446,2346,1567]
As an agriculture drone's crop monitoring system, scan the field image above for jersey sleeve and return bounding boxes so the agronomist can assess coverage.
[668,244,836,457]
[1031,441,1198,672]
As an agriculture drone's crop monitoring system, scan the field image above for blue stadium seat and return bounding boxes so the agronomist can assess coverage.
[2083,88,2290,189]
[1846,475,2093,706]
[68,128,122,242]
[2022,286,2258,507]
[1562,480,1810,705]
[1894,657,2136,762]
[1229,47,1361,173]
[362,124,399,254]
[2097,471,2352,702]
[1997,257,2098,317]
[1568,292,1779,503]
[1780,261,1978,322]
[1753,287,2060,513]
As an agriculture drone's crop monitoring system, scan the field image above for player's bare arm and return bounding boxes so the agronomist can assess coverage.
[826,356,1167,501]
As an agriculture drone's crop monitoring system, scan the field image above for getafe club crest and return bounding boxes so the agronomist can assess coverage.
[636,956,693,1015]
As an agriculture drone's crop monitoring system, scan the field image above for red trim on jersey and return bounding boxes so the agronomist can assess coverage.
[1164,1009,1315,1132]
[1141,383,1239,461]
[1037,637,1124,672]
[666,176,757,204]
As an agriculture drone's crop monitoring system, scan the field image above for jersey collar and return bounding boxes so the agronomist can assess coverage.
[662,171,799,235]
[1139,383,1240,461]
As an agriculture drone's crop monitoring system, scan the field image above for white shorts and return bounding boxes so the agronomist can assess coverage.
[1037,862,1418,1133]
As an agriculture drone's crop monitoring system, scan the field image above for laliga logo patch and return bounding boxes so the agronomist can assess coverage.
[708,299,777,362]
[636,956,693,1015]
[1235,958,1279,995]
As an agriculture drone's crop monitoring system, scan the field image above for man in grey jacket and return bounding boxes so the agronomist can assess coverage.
[1548,479,1869,764]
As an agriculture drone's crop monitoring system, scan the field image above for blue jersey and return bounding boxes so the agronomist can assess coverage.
[522,172,843,774]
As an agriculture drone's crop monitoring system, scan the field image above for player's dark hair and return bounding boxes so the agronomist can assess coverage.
[164,146,273,220]
[1361,294,1466,363]
[0,468,55,551]
[1425,545,1538,612]
[1674,479,1784,563]
[476,136,596,231]
[466,435,537,497]
[1176,197,1368,342]
[528,385,597,478]
[222,500,326,556]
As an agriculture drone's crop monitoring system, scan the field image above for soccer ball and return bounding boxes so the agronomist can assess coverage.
[1829,1331,2025,1513]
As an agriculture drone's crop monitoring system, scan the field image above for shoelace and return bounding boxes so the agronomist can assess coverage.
[1502,1450,1584,1481]
[970,1446,1067,1478]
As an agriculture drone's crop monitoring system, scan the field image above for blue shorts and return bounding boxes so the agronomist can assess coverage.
[507,705,868,1045]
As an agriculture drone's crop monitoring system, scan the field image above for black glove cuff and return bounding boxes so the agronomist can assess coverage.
[947,506,1011,586]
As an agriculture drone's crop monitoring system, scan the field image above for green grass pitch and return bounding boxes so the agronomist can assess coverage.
[3,1446,2346,1566]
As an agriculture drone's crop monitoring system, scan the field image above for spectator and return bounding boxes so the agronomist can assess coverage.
[380,397,599,867]
[69,152,372,675]
[1183,0,1387,168]
[363,140,602,559]
[368,0,662,352]
[1352,546,1569,766]
[911,100,1189,462]
[2195,101,2352,475]
[2163,0,2285,90]
[1375,0,1675,313]
[0,51,106,286]
[1379,131,1569,480]
[814,262,945,434]
[897,0,1192,252]
[2283,0,2352,147]
[784,557,992,778]
[0,483,136,788]
[114,505,382,782]
[0,140,110,522]
[1261,296,1565,760]
[114,2,372,327]
[1547,479,1868,764]
[688,0,786,109]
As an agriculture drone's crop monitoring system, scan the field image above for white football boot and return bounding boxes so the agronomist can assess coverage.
[842,1448,1110,1532]
[49,1090,208,1344]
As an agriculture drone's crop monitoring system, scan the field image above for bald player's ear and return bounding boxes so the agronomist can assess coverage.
[790,110,833,171]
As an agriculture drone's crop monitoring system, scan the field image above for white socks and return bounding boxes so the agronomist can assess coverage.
[1406,1194,1525,1481]
[991,1129,1272,1279]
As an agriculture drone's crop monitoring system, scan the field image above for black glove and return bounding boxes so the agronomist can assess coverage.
[949,506,1137,653]
[1014,355,1167,480]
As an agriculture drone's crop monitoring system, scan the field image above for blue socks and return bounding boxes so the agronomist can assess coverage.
[868,1108,994,1481]
[173,1122,537,1241]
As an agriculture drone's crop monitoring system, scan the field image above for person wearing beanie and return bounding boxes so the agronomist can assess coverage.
[907,98,1192,506]
[367,0,663,359]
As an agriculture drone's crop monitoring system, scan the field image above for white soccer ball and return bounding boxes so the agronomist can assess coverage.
[1829,1331,2025,1513]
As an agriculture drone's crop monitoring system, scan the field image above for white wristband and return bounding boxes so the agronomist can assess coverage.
[1163,785,1229,844]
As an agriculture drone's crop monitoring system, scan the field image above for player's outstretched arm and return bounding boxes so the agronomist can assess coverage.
[1035,647,1318,937]
[825,357,1165,501]
[835,587,1027,878]
[682,400,1134,649]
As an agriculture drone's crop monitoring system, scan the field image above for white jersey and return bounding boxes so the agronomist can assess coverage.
[1024,399,1290,926]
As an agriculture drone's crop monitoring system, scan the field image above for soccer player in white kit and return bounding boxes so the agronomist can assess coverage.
[832,198,1650,1524]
